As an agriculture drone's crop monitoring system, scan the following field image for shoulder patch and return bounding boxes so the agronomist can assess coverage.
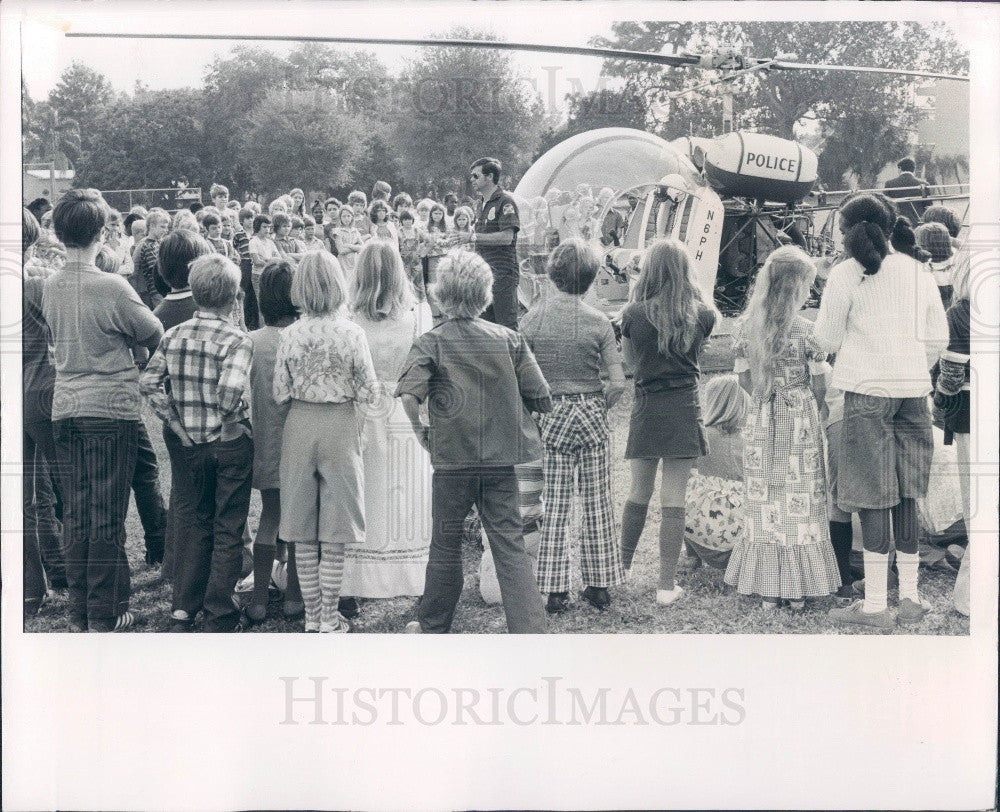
[502,203,515,215]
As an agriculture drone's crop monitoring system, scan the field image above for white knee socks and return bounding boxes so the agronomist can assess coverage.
[862,550,890,613]
[896,551,921,604]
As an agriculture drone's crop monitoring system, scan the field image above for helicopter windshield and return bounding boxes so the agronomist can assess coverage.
[597,183,690,251]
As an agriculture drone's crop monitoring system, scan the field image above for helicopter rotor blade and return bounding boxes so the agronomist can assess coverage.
[771,61,968,82]
[64,32,970,82]
[65,32,703,68]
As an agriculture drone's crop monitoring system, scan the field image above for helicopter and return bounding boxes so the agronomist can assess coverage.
[69,30,971,314]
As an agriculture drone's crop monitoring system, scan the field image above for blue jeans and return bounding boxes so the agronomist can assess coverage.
[53,418,139,625]
[419,467,546,633]
[172,431,253,630]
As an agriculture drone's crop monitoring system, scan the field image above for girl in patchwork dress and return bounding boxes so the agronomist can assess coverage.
[724,246,841,609]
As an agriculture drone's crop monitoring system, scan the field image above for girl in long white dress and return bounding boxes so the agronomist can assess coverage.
[343,240,433,597]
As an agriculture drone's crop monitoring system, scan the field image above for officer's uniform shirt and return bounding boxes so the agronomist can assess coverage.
[475,187,520,276]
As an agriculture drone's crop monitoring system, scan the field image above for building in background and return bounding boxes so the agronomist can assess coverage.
[877,79,970,187]
[23,165,75,204]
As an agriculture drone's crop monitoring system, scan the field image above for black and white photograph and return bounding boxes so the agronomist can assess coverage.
[2,1,997,809]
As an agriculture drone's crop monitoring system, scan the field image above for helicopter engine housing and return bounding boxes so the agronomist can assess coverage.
[705,131,818,204]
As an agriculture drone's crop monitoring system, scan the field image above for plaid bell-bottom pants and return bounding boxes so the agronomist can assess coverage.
[536,395,625,593]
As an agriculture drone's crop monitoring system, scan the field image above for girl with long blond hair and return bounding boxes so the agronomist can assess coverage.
[724,245,841,609]
[618,239,717,606]
[274,252,379,632]
[344,241,433,600]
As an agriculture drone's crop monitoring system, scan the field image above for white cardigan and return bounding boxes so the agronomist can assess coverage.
[813,252,948,398]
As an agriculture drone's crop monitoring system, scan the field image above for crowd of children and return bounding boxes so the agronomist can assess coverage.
[21,177,971,632]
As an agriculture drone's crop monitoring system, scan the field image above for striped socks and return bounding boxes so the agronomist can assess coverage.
[297,543,322,628]
[319,541,346,627]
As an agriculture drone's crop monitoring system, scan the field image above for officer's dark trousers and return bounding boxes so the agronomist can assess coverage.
[483,270,520,331]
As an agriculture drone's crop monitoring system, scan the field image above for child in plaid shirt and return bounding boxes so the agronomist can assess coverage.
[141,254,254,632]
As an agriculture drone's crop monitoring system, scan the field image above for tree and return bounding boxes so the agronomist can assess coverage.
[201,47,295,195]
[814,109,911,187]
[241,89,364,197]
[77,89,208,190]
[392,28,545,190]
[47,62,115,156]
[200,43,395,196]
[533,86,649,159]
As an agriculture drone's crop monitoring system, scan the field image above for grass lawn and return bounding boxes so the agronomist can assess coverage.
[24,322,970,635]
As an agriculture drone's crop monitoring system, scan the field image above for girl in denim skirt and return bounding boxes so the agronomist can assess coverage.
[618,239,717,606]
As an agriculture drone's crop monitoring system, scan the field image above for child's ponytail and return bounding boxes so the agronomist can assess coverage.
[838,194,893,276]
[889,216,921,260]
[844,221,889,275]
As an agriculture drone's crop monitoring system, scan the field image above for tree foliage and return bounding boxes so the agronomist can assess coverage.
[46,61,116,157]
[241,89,364,196]
[534,86,649,159]
[76,89,207,190]
[393,28,545,190]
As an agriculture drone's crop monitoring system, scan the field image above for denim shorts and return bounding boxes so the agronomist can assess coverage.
[836,392,933,512]
[824,421,852,523]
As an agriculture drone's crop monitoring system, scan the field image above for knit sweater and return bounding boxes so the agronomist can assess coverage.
[812,252,948,397]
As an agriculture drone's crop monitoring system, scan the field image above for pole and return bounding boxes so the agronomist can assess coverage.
[50,109,57,196]
[722,88,734,134]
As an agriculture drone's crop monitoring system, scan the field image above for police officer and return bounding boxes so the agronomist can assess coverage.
[459,157,521,330]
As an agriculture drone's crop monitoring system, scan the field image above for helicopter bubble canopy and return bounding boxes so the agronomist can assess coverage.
[514,128,700,201]
[596,180,725,304]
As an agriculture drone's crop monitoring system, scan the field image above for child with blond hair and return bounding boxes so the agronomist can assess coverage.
[724,246,841,609]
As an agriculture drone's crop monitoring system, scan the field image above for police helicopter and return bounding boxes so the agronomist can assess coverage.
[71,30,970,315]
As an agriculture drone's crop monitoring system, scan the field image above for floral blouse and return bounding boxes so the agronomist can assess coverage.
[273,313,379,406]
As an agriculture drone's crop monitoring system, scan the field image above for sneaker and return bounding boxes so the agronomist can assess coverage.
[304,620,320,633]
[580,586,611,611]
[834,584,854,598]
[320,612,351,634]
[656,585,685,605]
[546,592,570,614]
[245,603,268,625]
[760,598,780,612]
[828,600,896,630]
[404,620,423,634]
[897,596,932,624]
[945,544,965,572]
[338,597,361,619]
[89,611,146,633]
[24,596,46,618]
